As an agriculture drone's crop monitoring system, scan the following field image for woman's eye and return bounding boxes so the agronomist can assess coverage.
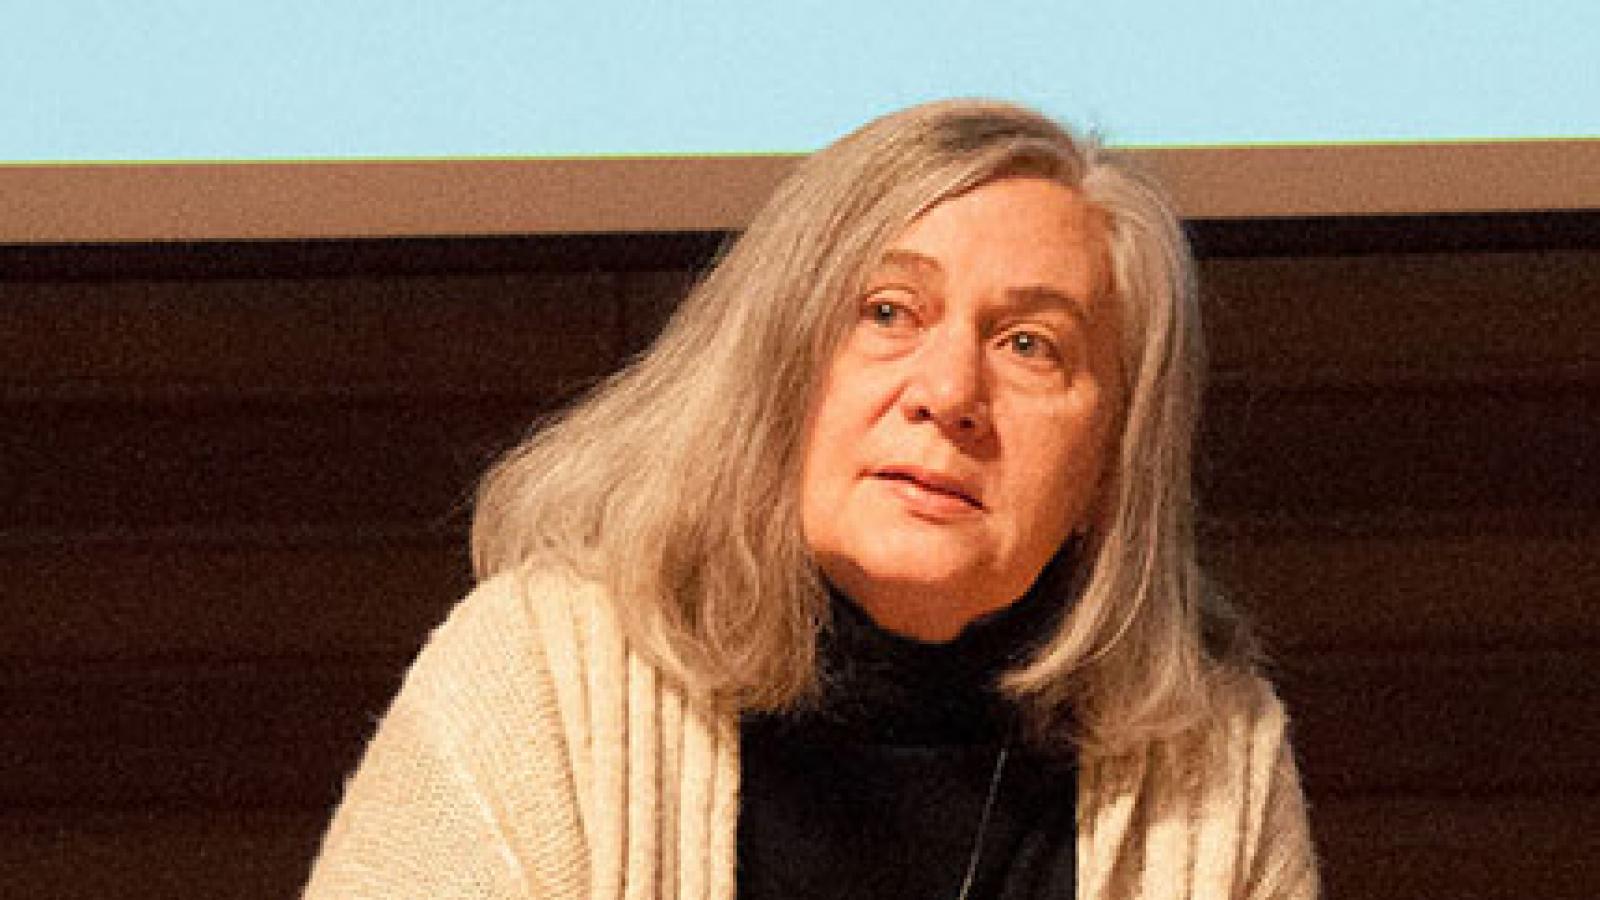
[868,301,901,325]
[1005,331,1054,360]
[862,296,915,330]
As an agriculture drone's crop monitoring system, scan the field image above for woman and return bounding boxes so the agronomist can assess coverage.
[304,99,1317,899]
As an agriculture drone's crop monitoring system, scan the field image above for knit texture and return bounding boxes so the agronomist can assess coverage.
[303,571,1317,899]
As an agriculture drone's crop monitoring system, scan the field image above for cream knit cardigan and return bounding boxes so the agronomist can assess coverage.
[304,571,1318,899]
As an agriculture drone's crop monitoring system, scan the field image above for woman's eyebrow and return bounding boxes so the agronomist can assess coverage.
[1006,285,1090,326]
[874,248,942,277]
[873,249,1089,325]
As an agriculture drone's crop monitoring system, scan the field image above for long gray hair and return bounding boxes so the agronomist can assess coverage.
[473,99,1253,756]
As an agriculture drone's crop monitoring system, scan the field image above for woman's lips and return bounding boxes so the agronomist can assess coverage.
[872,467,984,513]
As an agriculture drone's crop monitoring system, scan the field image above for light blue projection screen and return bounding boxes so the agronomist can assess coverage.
[4,0,1596,162]
[4,1,1596,238]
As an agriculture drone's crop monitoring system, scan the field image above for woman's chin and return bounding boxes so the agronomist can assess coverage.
[829,565,1023,640]
[850,585,1002,641]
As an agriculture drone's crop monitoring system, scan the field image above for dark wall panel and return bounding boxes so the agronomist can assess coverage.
[2,222,1595,899]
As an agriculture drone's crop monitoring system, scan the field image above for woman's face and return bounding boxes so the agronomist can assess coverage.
[799,176,1125,641]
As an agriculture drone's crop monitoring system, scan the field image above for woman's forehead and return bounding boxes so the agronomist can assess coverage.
[871,178,1111,302]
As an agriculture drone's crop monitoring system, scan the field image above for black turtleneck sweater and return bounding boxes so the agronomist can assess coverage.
[737,585,1078,900]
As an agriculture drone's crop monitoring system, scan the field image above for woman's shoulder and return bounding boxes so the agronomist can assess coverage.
[1183,669,1306,832]
[308,567,643,897]
[1208,668,1295,756]
[1077,669,1316,897]
[399,566,623,704]
[1078,668,1297,808]
[427,566,613,647]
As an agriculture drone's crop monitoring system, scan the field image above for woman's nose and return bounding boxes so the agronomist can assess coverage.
[902,329,991,438]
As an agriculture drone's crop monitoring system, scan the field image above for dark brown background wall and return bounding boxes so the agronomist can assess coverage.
[2,216,1596,899]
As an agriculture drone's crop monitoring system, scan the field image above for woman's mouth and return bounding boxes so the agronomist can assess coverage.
[873,467,984,511]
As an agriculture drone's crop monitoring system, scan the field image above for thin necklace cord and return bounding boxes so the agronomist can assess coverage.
[955,740,1011,900]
